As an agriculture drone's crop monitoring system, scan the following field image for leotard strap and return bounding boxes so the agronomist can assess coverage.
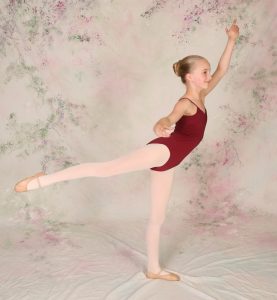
[179,97,198,105]
[179,97,206,114]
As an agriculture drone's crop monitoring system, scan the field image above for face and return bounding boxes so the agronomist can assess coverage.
[187,59,212,89]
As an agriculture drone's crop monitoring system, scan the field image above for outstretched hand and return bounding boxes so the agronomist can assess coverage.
[225,18,240,41]
[154,121,175,138]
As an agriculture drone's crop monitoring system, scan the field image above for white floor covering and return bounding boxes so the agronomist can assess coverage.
[1,213,277,300]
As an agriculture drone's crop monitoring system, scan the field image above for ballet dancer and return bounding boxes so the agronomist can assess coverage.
[14,19,239,281]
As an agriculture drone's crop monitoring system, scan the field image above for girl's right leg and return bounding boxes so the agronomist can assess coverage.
[18,144,171,191]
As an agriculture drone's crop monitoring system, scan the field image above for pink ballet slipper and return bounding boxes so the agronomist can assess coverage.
[14,172,45,192]
[145,269,180,281]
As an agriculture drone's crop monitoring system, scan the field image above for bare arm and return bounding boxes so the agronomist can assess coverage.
[202,19,240,97]
[218,38,236,72]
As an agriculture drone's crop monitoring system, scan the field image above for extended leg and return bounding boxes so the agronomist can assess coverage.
[146,167,175,275]
[17,144,171,191]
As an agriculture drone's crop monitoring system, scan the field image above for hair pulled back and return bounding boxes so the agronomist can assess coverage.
[173,55,206,84]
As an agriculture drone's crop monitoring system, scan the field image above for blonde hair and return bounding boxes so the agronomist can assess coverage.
[173,55,206,84]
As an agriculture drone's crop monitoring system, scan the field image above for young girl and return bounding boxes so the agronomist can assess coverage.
[14,19,239,281]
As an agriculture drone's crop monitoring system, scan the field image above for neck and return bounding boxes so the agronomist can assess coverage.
[182,93,201,101]
[183,89,202,101]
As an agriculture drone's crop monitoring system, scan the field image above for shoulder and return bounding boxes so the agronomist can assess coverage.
[177,98,194,111]
[176,98,200,116]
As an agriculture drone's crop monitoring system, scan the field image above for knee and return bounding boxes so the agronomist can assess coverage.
[148,217,165,227]
[91,162,115,178]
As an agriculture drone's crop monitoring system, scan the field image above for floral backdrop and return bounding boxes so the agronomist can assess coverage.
[1,0,276,236]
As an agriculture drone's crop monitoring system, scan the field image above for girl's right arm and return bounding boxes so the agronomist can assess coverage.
[153,99,191,137]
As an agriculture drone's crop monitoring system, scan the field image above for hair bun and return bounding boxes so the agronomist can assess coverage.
[173,61,180,76]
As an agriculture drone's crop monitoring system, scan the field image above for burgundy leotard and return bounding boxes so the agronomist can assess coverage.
[146,97,208,171]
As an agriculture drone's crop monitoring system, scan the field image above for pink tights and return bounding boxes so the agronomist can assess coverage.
[27,143,175,273]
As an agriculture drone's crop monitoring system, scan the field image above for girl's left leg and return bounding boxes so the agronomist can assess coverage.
[18,144,170,191]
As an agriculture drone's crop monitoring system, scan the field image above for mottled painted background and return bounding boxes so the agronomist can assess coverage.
[1,0,276,235]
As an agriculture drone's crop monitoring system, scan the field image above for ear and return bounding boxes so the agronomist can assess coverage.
[185,73,192,82]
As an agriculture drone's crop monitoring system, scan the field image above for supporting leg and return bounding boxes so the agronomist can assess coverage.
[146,167,175,276]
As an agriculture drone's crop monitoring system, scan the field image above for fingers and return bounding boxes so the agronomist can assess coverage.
[228,18,239,31]
[160,129,172,137]
[158,126,175,137]
[156,129,169,137]
[155,123,175,137]
[162,124,175,131]
[232,18,239,29]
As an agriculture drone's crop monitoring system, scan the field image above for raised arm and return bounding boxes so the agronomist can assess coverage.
[202,19,240,97]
